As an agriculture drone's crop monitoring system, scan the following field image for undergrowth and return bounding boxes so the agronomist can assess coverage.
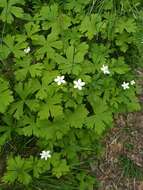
[0,0,143,189]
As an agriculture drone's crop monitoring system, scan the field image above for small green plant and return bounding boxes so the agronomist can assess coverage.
[0,0,142,189]
[124,143,134,151]
[119,155,143,180]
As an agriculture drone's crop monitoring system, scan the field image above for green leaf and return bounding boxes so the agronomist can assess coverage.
[52,159,70,178]
[15,79,41,100]
[115,33,133,52]
[65,0,90,12]
[0,78,13,113]
[1,35,27,59]
[25,22,40,38]
[86,96,113,135]
[115,17,137,33]
[111,57,130,74]
[0,130,10,146]
[40,4,58,21]
[9,79,40,119]
[38,94,63,119]
[80,14,102,39]
[91,44,110,66]
[10,6,23,18]
[10,100,24,120]
[14,57,44,81]
[0,0,25,23]
[59,43,88,74]
[33,32,63,60]
[65,105,88,128]
[29,157,50,178]
[3,156,32,185]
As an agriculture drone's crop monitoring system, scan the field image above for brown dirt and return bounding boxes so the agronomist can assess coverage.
[94,70,143,190]
[96,112,143,190]
[94,112,143,190]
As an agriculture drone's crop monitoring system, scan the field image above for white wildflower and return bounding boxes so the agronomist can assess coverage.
[74,79,85,90]
[130,80,135,85]
[101,65,110,74]
[54,76,66,85]
[24,46,30,54]
[40,150,51,160]
[121,82,130,90]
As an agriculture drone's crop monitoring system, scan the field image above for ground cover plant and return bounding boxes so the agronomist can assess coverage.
[0,0,142,189]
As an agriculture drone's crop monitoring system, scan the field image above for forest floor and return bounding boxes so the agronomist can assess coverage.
[95,70,143,190]
[96,112,143,190]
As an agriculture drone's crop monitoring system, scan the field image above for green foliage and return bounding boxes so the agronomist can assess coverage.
[0,0,142,189]
[0,0,25,23]
[0,77,13,113]
[3,156,32,184]
[0,34,28,59]
[119,155,143,180]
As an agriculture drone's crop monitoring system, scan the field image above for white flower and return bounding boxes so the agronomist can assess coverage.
[130,80,135,85]
[54,76,66,85]
[121,82,130,90]
[24,46,30,54]
[74,79,85,90]
[101,65,110,74]
[40,150,51,160]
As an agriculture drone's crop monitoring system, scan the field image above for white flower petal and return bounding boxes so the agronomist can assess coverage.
[130,80,135,85]
[61,76,65,80]
[54,76,66,85]
[101,65,110,74]
[121,82,129,90]
[73,79,85,90]
[40,150,51,160]
[81,82,85,86]
[24,47,30,54]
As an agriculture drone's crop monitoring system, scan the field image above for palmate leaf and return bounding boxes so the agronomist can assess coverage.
[79,14,102,39]
[15,79,41,100]
[9,79,41,119]
[25,22,40,38]
[21,119,36,137]
[65,0,90,12]
[0,0,25,23]
[32,32,63,61]
[40,3,58,21]
[115,17,137,33]
[17,117,48,137]
[18,116,69,140]
[65,105,88,128]
[115,33,133,52]
[86,96,113,135]
[118,88,141,112]
[0,35,28,59]
[91,44,110,66]
[85,112,113,136]
[0,115,15,146]
[36,70,59,100]
[59,43,88,74]
[111,57,130,74]
[10,100,24,120]
[52,159,69,178]
[38,104,63,120]
[29,156,50,178]
[40,3,72,33]
[14,56,44,81]
[3,156,32,185]
[0,78,13,113]
[0,126,11,146]
[38,93,63,120]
